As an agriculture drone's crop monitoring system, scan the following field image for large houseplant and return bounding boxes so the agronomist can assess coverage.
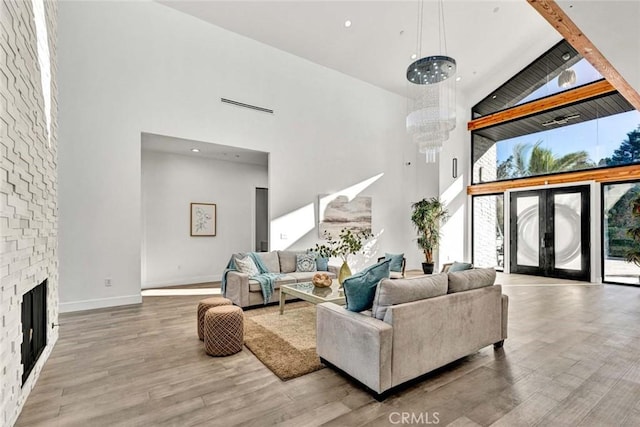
[313,228,373,285]
[411,197,449,274]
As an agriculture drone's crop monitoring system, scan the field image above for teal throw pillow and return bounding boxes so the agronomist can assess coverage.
[315,256,329,271]
[385,253,404,272]
[343,259,391,312]
[449,261,473,272]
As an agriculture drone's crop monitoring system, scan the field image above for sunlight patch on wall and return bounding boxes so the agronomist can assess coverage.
[32,0,52,147]
[440,205,465,264]
[441,176,464,205]
[270,203,315,250]
[318,173,384,216]
[270,173,385,251]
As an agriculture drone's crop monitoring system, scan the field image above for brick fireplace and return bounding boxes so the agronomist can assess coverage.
[0,0,59,425]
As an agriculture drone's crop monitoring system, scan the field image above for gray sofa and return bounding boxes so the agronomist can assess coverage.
[224,251,337,308]
[316,269,508,396]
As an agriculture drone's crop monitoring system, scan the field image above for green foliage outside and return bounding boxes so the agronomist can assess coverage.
[497,141,593,180]
[496,125,640,181]
[625,193,640,266]
[601,125,640,166]
[606,186,640,258]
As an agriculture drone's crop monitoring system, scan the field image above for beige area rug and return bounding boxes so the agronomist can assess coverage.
[243,301,324,381]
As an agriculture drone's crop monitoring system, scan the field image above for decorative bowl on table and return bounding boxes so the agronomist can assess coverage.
[312,273,332,288]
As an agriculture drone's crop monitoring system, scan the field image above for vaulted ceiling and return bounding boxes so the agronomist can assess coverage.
[159,1,562,105]
[158,0,640,115]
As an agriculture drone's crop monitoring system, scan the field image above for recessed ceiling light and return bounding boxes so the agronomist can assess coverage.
[492,95,497,99]
[411,53,417,60]
[456,76,462,82]
[191,148,200,153]
[344,20,352,28]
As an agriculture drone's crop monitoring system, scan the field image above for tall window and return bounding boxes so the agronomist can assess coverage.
[471,40,640,185]
[603,181,640,285]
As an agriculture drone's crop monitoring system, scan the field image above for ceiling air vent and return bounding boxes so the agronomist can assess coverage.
[221,98,273,114]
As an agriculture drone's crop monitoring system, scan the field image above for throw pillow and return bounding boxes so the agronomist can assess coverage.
[343,259,391,312]
[277,251,305,273]
[447,267,496,293]
[296,254,317,272]
[235,256,259,276]
[315,256,329,271]
[448,261,473,272]
[385,253,404,272]
[372,273,448,320]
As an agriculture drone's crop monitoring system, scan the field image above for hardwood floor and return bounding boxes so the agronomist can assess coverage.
[16,277,640,426]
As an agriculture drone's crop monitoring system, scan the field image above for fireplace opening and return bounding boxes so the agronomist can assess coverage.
[21,280,47,386]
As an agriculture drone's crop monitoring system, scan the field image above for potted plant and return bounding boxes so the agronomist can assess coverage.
[313,228,373,285]
[411,197,449,274]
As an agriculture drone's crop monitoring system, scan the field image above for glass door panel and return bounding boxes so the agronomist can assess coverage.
[516,196,540,267]
[603,182,640,285]
[554,193,582,270]
[510,185,590,281]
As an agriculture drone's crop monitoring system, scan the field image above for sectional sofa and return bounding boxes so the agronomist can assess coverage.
[224,250,337,308]
[316,268,508,396]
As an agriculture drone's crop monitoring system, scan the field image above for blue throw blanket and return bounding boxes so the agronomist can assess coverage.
[221,252,281,304]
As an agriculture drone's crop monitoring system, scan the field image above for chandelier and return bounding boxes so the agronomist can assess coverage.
[406,0,457,163]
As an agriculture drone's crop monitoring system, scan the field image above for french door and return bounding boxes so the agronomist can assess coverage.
[510,185,590,281]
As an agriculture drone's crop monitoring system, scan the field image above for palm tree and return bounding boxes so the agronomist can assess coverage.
[499,141,592,179]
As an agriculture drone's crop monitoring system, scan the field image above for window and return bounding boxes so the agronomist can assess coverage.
[602,181,640,285]
[470,39,640,185]
[473,108,640,183]
[472,40,603,118]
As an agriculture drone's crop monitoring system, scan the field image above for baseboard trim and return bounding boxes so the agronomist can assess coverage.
[59,294,142,313]
[142,274,221,289]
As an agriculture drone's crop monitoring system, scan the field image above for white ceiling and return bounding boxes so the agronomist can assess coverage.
[159,1,562,103]
[141,133,269,166]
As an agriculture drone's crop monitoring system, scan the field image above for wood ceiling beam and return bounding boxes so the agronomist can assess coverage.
[467,80,615,131]
[527,0,640,112]
[467,164,640,196]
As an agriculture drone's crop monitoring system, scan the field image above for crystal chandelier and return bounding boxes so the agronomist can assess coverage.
[406,0,456,163]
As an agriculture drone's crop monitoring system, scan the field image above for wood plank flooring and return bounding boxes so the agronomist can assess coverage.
[15,276,640,426]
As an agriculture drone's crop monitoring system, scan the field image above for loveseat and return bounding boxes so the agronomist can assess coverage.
[224,251,337,308]
[316,268,508,396]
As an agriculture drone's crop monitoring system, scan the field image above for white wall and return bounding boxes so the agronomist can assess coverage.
[58,1,427,311]
[141,149,267,287]
[438,104,471,268]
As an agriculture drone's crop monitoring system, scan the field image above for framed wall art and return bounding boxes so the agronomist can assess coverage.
[190,203,216,236]
[318,194,372,238]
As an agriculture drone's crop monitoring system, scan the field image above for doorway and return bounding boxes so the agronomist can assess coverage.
[510,185,590,281]
[255,187,269,252]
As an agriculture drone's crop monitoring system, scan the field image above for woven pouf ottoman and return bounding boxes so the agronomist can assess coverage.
[204,305,244,357]
[197,297,232,340]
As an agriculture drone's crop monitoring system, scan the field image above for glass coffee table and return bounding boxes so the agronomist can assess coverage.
[279,280,345,314]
